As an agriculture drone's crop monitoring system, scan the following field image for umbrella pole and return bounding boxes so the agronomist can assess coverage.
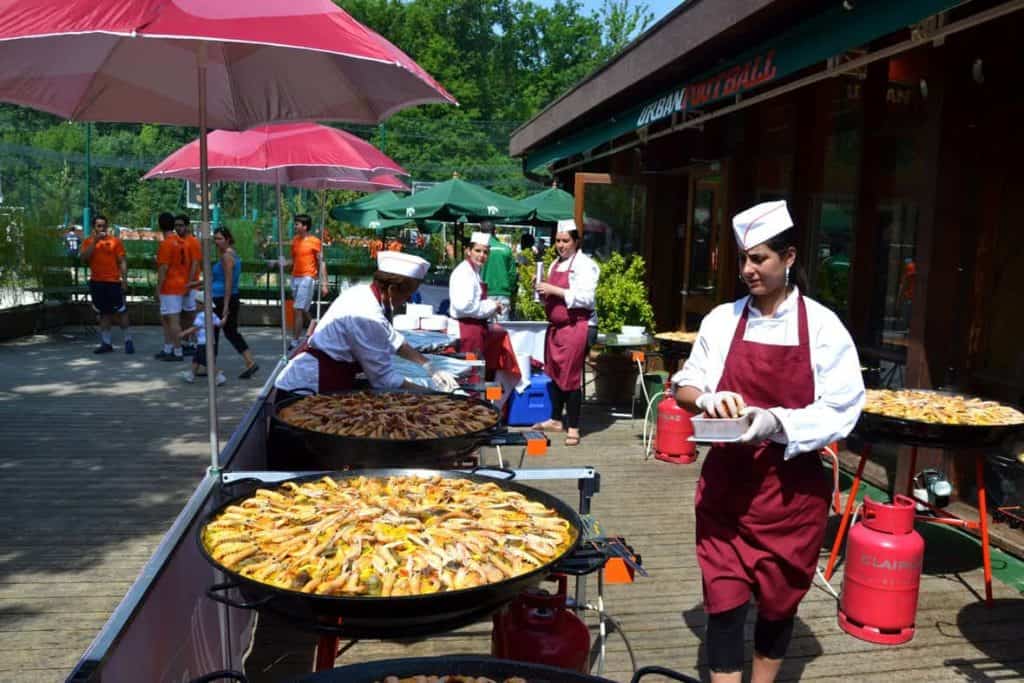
[277,183,288,360]
[197,42,220,472]
[317,189,326,319]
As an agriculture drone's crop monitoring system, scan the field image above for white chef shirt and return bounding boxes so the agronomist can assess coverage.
[548,251,600,326]
[275,284,407,393]
[449,259,498,320]
[672,287,865,459]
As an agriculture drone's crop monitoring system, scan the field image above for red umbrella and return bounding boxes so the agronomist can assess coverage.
[143,123,409,185]
[145,125,411,355]
[0,0,454,468]
[0,0,455,127]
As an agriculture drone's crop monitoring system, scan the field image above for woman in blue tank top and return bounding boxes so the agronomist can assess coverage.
[212,228,258,378]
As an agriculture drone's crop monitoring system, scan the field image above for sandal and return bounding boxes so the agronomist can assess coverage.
[565,434,581,446]
[239,363,260,379]
[530,420,563,433]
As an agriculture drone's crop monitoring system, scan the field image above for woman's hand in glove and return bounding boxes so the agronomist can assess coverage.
[738,406,782,443]
[694,391,746,418]
[429,370,460,393]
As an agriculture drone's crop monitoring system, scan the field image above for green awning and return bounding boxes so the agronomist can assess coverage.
[524,0,962,172]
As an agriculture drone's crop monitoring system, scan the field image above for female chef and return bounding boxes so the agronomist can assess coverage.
[672,201,864,683]
[533,219,600,446]
[275,251,459,396]
[449,231,504,357]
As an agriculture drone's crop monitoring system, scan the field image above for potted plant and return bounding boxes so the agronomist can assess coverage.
[592,252,655,405]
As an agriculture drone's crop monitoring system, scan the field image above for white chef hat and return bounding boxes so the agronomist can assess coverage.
[732,200,793,251]
[556,218,578,233]
[377,251,430,280]
[469,231,490,246]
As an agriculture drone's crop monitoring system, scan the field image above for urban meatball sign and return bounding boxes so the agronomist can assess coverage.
[636,51,778,127]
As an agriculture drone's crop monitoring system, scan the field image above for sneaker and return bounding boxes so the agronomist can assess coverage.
[180,370,195,383]
[124,339,135,355]
[238,364,260,380]
[215,371,227,386]
[161,353,185,362]
[93,343,114,354]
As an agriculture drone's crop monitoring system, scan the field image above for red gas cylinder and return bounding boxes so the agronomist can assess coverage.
[838,495,924,645]
[491,574,590,672]
[655,382,696,464]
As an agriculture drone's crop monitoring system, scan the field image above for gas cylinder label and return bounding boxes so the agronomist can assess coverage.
[859,554,922,572]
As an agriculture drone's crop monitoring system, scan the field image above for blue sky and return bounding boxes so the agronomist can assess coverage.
[534,0,680,26]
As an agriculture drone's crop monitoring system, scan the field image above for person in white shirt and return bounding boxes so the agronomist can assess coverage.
[275,251,459,396]
[672,200,864,683]
[449,231,521,387]
[179,306,225,386]
[533,219,600,446]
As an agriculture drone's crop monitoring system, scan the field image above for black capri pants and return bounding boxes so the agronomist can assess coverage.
[213,295,249,355]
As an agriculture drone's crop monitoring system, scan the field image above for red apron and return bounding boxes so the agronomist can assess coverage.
[458,275,520,383]
[695,295,830,620]
[544,254,590,392]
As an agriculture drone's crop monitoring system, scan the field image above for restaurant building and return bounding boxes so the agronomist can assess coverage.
[511,0,1024,508]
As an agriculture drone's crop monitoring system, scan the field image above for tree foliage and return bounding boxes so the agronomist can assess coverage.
[0,0,652,228]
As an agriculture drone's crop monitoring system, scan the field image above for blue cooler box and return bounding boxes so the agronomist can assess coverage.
[507,372,553,426]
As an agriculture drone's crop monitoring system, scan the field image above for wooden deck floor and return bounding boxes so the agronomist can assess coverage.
[0,327,1021,682]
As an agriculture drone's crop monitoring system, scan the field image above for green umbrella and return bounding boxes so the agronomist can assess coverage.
[520,186,575,223]
[379,176,534,222]
[330,190,408,228]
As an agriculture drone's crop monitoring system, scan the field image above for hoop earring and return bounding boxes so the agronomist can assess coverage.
[785,266,791,288]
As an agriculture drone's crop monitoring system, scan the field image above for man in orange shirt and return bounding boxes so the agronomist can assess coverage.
[282,214,328,346]
[79,214,134,354]
[154,211,188,361]
[177,214,202,354]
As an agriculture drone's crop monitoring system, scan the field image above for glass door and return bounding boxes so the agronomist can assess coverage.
[571,172,647,259]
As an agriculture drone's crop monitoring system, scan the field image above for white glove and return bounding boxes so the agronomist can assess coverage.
[738,406,782,443]
[695,391,746,418]
[429,370,460,393]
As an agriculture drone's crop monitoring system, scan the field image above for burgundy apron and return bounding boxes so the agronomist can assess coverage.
[695,295,830,620]
[296,283,390,393]
[457,264,489,358]
[544,254,590,392]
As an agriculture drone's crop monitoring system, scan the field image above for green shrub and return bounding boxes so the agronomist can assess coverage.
[594,252,654,334]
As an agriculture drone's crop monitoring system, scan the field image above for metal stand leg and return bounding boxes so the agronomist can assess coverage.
[314,634,337,672]
[975,453,994,607]
[825,444,870,581]
[584,569,638,676]
[906,446,918,497]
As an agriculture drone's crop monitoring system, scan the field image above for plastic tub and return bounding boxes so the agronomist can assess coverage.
[689,415,752,442]
[420,315,448,331]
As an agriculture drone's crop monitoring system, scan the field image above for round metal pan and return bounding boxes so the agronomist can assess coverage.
[269,389,503,469]
[854,389,1024,448]
[198,469,582,637]
[296,656,700,683]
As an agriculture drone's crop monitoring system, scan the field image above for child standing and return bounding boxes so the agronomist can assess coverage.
[180,305,225,386]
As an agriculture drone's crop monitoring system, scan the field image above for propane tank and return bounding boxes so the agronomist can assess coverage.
[838,495,924,645]
[655,381,696,464]
[491,574,590,672]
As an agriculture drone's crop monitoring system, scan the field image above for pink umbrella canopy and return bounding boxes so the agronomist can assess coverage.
[0,0,454,471]
[0,0,456,128]
[144,123,409,186]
